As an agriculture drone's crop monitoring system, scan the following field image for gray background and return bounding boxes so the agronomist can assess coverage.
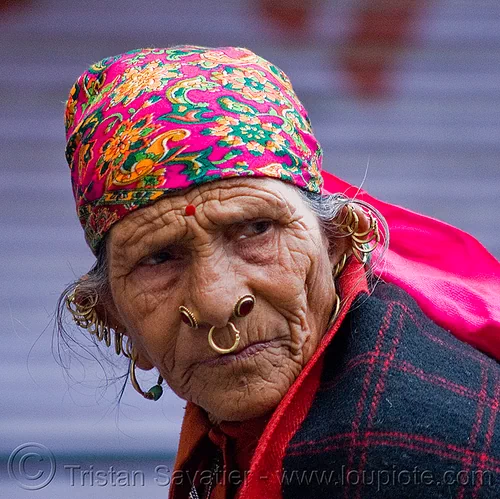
[1,0,499,496]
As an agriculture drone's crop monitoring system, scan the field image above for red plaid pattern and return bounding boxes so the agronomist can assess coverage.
[282,283,500,498]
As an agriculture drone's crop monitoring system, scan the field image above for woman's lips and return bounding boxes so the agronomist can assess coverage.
[200,339,279,367]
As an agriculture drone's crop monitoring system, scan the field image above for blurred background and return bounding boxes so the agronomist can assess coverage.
[1,0,499,496]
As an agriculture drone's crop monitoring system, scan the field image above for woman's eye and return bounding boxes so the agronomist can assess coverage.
[140,250,176,266]
[237,220,273,240]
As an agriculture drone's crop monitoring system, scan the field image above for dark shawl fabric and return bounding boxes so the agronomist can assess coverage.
[282,282,500,498]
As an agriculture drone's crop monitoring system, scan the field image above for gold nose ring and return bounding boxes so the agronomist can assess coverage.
[233,294,255,318]
[179,306,198,329]
[208,322,241,354]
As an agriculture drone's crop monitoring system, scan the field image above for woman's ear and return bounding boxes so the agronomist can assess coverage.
[97,294,155,371]
[73,279,154,371]
[74,277,123,332]
[348,203,371,234]
[326,203,371,266]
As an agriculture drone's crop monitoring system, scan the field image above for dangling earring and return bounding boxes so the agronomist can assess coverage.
[129,352,164,401]
[325,257,342,332]
[66,286,164,401]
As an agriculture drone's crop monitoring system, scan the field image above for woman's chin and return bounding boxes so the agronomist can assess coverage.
[205,392,281,423]
[195,374,292,422]
[171,342,302,422]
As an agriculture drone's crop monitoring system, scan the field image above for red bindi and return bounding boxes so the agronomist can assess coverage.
[185,204,196,216]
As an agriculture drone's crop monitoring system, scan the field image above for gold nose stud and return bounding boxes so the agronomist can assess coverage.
[233,294,255,318]
[179,306,198,329]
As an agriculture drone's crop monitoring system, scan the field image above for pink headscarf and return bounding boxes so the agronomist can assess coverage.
[64,46,500,361]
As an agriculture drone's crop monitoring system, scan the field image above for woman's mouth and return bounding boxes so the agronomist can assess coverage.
[200,339,280,367]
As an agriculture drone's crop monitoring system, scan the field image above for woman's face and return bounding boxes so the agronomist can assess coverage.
[106,177,346,422]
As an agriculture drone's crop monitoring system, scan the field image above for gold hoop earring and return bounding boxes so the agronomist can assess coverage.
[179,306,199,329]
[233,294,255,318]
[208,322,241,354]
[327,257,345,332]
[129,349,164,401]
[114,332,133,358]
[337,204,380,264]
[66,286,129,358]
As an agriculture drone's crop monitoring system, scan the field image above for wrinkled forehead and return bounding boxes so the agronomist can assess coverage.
[107,177,307,251]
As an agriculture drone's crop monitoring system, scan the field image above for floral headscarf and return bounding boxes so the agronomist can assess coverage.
[64,45,323,254]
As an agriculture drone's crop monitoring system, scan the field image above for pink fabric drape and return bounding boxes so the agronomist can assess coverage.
[323,171,500,362]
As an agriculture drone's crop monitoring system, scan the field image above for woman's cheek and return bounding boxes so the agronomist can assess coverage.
[139,316,178,367]
[129,264,182,293]
[236,235,278,266]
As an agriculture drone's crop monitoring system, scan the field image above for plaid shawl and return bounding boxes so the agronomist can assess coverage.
[238,281,500,498]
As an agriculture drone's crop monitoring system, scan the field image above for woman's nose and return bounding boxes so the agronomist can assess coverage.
[184,254,245,328]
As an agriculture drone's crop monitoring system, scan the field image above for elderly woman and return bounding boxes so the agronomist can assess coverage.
[60,46,500,498]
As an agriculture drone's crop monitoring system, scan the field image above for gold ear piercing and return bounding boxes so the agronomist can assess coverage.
[326,205,381,334]
[66,286,164,401]
[337,204,380,264]
[66,287,126,356]
[129,353,164,401]
[333,253,347,278]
